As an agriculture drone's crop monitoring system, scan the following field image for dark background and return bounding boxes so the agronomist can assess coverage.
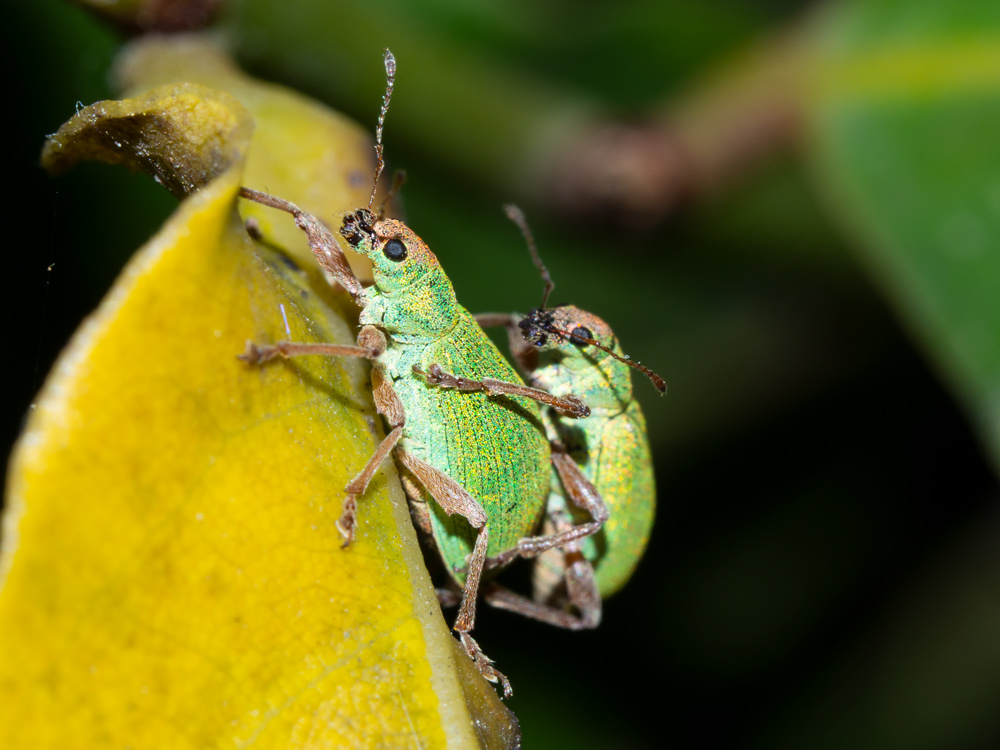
[7,0,1000,747]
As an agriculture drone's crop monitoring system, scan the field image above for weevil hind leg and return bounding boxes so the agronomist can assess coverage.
[483,553,602,630]
[395,448,489,632]
[394,447,514,694]
[460,632,512,699]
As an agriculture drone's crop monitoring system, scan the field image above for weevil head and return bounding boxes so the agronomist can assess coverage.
[522,305,634,410]
[340,209,458,336]
[340,209,442,291]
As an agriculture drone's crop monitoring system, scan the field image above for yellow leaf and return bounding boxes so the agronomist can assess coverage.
[2,52,516,749]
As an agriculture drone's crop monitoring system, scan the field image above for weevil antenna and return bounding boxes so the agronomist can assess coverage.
[369,48,397,212]
[548,325,667,393]
[504,204,554,310]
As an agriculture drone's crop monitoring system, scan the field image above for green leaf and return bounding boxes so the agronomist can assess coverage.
[808,0,1000,467]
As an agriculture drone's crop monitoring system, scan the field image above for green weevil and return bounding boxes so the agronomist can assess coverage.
[237,50,607,695]
[439,207,663,629]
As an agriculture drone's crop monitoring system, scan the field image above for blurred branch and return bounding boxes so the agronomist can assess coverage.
[538,27,811,229]
[70,0,225,32]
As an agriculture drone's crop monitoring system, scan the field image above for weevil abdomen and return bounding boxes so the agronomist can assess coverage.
[381,311,550,582]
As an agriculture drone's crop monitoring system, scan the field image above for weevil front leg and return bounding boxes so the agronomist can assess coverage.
[239,187,364,301]
[394,446,512,698]
[413,363,590,418]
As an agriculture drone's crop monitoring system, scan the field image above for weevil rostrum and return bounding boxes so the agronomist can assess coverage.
[237,50,608,696]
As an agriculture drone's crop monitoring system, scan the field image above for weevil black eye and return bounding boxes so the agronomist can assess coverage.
[569,326,593,346]
[383,238,408,261]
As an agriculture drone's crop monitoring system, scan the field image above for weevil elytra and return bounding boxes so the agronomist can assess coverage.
[452,207,663,629]
[237,50,607,696]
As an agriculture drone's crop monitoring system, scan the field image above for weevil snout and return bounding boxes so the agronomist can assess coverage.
[518,307,555,347]
[341,208,377,248]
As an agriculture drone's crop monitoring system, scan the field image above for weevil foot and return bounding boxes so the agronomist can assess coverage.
[459,632,512,699]
[238,340,266,364]
[336,495,358,547]
[238,340,290,365]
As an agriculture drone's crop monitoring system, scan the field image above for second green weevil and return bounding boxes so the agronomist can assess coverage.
[444,207,663,628]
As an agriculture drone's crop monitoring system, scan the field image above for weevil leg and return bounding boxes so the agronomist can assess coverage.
[473,312,518,329]
[475,311,539,368]
[393,447,511,694]
[337,333,402,543]
[239,312,382,368]
[338,424,402,544]
[239,187,364,301]
[461,634,512,699]
[444,505,602,630]
[482,554,602,630]
[413,363,590,418]
[484,493,603,629]
[402,473,435,537]
[239,340,378,364]
[561,553,603,628]
[394,448,489,633]
[488,451,610,567]
[459,633,512,699]
[440,548,602,629]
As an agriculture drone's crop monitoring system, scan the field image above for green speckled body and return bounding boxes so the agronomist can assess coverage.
[351,215,550,583]
[527,307,656,598]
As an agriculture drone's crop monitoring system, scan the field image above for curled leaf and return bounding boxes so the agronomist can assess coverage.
[42,82,252,198]
[114,34,380,279]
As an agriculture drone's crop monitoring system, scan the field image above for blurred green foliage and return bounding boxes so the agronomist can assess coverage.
[8,0,1000,747]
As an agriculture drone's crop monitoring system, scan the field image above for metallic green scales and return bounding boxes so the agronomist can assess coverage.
[526,306,655,598]
[350,215,550,579]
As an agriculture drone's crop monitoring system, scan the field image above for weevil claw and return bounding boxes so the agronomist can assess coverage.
[238,340,264,364]
[336,498,358,547]
[559,395,590,418]
[459,632,512,699]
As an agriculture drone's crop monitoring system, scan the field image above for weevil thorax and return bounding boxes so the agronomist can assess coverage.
[341,209,459,340]
[524,305,633,413]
